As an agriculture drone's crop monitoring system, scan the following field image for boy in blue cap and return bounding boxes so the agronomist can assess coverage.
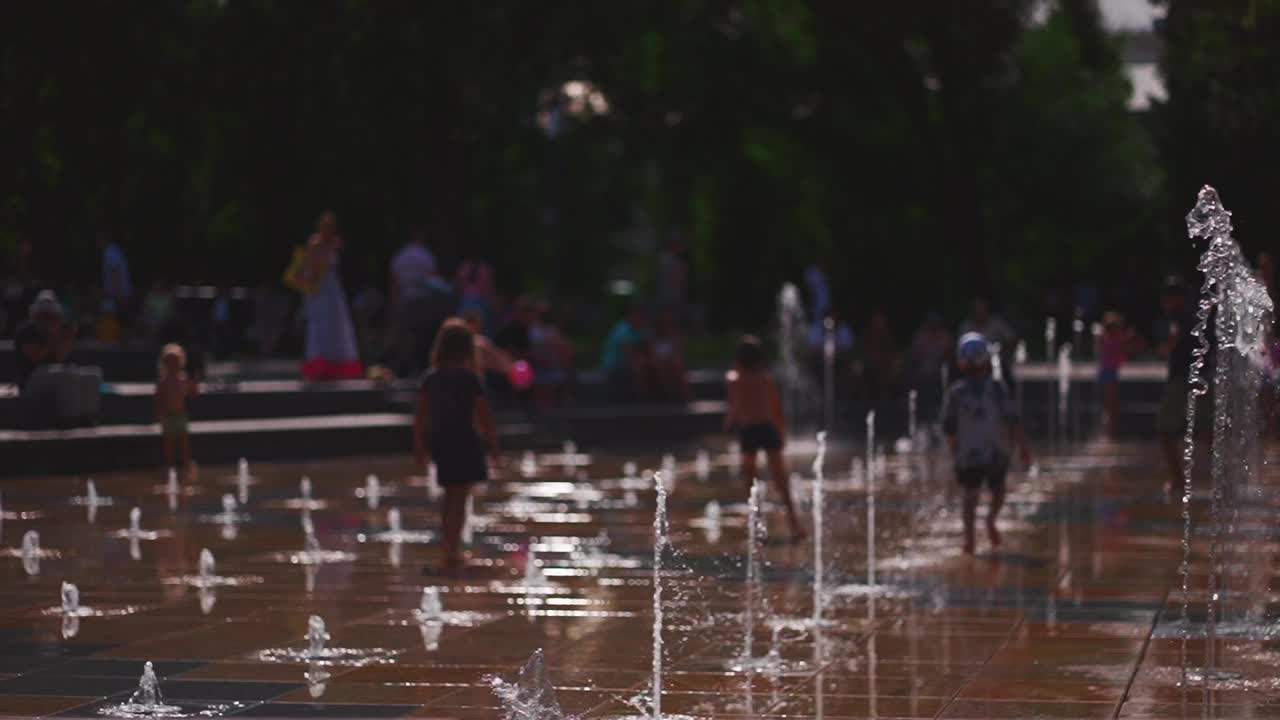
[942,332,1032,555]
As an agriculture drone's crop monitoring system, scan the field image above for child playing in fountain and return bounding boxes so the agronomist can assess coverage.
[942,332,1031,555]
[414,318,498,576]
[154,343,197,476]
[724,334,803,540]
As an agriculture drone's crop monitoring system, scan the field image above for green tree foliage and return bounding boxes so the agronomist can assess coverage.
[0,1,1164,329]
[1158,0,1280,264]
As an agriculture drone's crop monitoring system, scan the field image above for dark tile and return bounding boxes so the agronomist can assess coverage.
[0,643,116,659]
[0,674,139,697]
[26,659,205,679]
[0,655,67,674]
[158,680,301,703]
[230,702,419,717]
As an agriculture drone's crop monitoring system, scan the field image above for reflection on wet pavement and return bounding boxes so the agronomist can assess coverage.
[0,439,1268,718]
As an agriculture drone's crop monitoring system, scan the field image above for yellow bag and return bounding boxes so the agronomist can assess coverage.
[282,246,312,294]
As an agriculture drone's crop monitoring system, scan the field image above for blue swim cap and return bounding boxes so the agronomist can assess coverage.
[957,332,990,365]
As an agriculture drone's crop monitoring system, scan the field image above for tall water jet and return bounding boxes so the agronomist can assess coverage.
[866,410,877,588]
[364,475,380,510]
[237,458,250,504]
[520,450,538,477]
[300,476,313,501]
[387,507,402,535]
[129,507,142,536]
[166,469,179,511]
[735,479,766,669]
[777,283,807,424]
[812,432,827,627]
[1056,344,1073,446]
[907,389,918,446]
[1014,341,1028,418]
[1045,317,1057,436]
[623,461,638,480]
[87,479,99,508]
[651,471,669,719]
[1179,186,1275,677]
[990,341,1004,383]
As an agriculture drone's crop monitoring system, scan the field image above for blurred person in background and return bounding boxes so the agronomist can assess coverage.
[300,211,362,380]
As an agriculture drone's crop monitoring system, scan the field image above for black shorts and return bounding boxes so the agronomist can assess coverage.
[956,464,1007,493]
[430,437,488,487]
[739,422,782,453]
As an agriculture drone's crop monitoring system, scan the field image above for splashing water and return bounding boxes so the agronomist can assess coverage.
[199,549,215,583]
[21,529,37,552]
[417,587,443,621]
[237,458,250,504]
[777,283,808,424]
[98,661,184,717]
[364,475,380,510]
[306,615,329,658]
[730,479,768,671]
[87,479,99,507]
[61,581,79,615]
[524,547,548,588]
[651,471,668,719]
[661,454,676,485]
[462,495,475,544]
[130,507,142,535]
[166,469,179,512]
[866,410,877,588]
[300,476,313,501]
[387,507,402,534]
[695,450,711,481]
[1056,344,1073,445]
[129,662,167,708]
[520,451,538,477]
[702,500,722,544]
[1177,186,1276,681]
[488,648,578,720]
[812,432,826,626]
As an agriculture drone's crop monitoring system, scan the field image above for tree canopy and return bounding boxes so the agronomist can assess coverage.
[0,1,1231,332]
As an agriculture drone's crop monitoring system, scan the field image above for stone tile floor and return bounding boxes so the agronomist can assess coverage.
[0,439,1273,718]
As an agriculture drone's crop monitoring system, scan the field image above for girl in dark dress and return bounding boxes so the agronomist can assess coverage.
[413,318,498,575]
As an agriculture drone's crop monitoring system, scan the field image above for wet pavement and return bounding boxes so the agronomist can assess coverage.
[0,439,1271,718]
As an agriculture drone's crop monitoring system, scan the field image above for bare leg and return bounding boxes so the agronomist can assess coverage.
[766,449,804,541]
[741,450,759,495]
[986,482,1005,548]
[180,432,194,475]
[1159,431,1182,495]
[441,485,469,575]
[1103,384,1120,437]
[163,433,176,471]
[961,487,979,555]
